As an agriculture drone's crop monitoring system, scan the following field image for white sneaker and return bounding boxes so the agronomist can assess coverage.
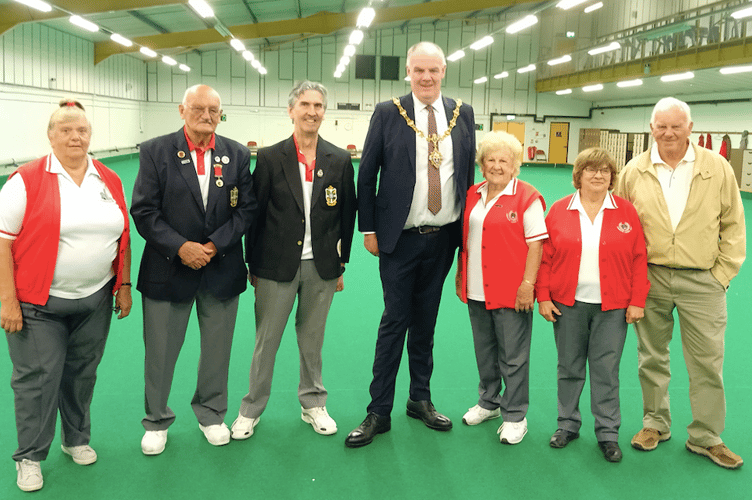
[497,417,528,444]
[61,444,97,465]
[231,414,260,440]
[16,459,43,492]
[301,406,337,435]
[141,430,168,455]
[199,423,231,446]
[462,405,501,425]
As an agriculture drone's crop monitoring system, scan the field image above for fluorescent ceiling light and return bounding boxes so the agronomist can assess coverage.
[474,76,488,84]
[162,56,177,66]
[340,56,351,65]
[470,36,494,51]
[506,15,538,34]
[242,50,254,61]
[517,64,536,73]
[557,0,589,9]
[661,71,694,82]
[179,64,191,72]
[582,83,604,92]
[731,6,752,19]
[189,0,214,18]
[404,76,411,81]
[494,71,509,79]
[588,41,620,55]
[251,59,261,69]
[344,44,356,57]
[140,47,157,58]
[258,67,267,75]
[230,39,245,52]
[585,2,604,13]
[110,34,133,47]
[357,7,376,28]
[69,16,99,33]
[447,50,465,62]
[334,71,342,78]
[548,54,572,66]
[14,0,52,13]
[349,30,364,45]
[720,65,752,74]
[556,89,572,95]
[506,115,516,120]
[617,79,643,87]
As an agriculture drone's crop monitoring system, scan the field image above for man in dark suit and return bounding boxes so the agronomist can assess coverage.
[131,84,255,455]
[231,81,356,440]
[346,42,476,447]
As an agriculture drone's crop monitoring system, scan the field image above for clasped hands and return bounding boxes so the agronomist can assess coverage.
[178,241,217,270]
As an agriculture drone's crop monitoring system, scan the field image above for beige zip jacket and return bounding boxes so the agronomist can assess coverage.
[614,143,745,288]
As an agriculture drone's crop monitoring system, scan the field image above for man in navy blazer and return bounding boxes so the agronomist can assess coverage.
[231,81,356,440]
[346,42,476,447]
[131,84,255,455]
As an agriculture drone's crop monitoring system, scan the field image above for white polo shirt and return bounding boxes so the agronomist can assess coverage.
[651,141,695,232]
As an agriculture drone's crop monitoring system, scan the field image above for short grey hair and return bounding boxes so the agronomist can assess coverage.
[406,41,446,67]
[182,84,222,109]
[48,99,90,133]
[476,131,523,178]
[651,97,692,125]
[288,81,328,110]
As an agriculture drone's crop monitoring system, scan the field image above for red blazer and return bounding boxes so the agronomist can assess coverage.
[536,192,650,311]
[459,179,546,309]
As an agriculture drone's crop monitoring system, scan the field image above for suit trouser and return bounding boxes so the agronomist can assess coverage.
[553,300,627,441]
[141,288,239,430]
[636,265,727,447]
[239,260,337,418]
[367,226,456,416]
[7,279,113,462]
[467,300,532,423]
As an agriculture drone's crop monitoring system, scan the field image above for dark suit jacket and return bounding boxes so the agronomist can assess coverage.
[131,128,255,302]
[247,135,356,282]
[357,93,476,254]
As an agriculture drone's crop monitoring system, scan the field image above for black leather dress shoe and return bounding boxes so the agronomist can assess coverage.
[550,429,580,448]
[345,413,391,448]
[599,441,623,462]
[406,399,452,431]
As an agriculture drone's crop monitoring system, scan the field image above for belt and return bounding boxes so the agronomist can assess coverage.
[404,225,442,234]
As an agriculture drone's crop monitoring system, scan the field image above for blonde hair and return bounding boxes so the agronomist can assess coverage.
[48,99,89,133]
[476,131,523,178]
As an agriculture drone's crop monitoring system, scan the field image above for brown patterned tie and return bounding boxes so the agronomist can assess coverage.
[427,105,441,215]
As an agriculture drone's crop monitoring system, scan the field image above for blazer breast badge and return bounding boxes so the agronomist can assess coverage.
[230,187,238,207]
[325,185,337,206]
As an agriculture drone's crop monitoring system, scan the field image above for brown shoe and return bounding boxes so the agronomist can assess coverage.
[686,441,743,470]
[631,428,671,451]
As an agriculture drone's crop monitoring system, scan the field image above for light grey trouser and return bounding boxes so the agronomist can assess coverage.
[553,300,627,441]
[467,300,532,423]
[7,280,113,462]
[239,260,338,418]
[142,289,239,430]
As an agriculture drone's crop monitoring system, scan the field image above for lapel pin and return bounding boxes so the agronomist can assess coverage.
[214,155,220,162]
[317,169,323,178]
[177,151,186,158]
[221,155,230,164]
[181,159,191,164]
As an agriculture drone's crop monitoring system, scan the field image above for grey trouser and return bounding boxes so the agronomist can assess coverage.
[553,300,627,441]
[239,260,337,418]
[142,288,239,430]
[467,300,532,423]
[7,280,113,462]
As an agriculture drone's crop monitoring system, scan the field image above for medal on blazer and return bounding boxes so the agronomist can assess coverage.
[392,97,462,169]
[230,187,238,207]
[214,164,224,187]
[325,185,337,206]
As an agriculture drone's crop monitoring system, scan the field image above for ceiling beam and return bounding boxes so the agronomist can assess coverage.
[536,38,752,93]
[0,0,180,36]
[94,0,532,63]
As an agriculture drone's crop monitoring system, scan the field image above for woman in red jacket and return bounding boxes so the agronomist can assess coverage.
[0,100,131,492]
[536,148,649,463]
[456,131,548,444]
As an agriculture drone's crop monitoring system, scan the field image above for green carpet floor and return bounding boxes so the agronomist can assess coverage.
[1,158,749,499]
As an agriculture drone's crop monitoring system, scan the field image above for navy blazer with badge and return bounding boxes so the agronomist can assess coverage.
[247,135,356,282]
[357,93,476,253]
[131,128,255,302]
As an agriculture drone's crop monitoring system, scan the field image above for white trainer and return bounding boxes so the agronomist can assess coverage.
[497,417,528,444]
[199,423,231,446]
[462,405,501,425]
[231,414,260,440]
[61,444,97,465]
[16,459,43,492]
[301,406,337,435]
[141,429,168,455]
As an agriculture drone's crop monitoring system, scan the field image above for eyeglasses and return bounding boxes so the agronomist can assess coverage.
[583,166,612,175]
[187,106,221,117]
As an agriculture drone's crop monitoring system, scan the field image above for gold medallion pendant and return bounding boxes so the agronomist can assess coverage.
[428,147,443,168]
[392,97,462,166]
